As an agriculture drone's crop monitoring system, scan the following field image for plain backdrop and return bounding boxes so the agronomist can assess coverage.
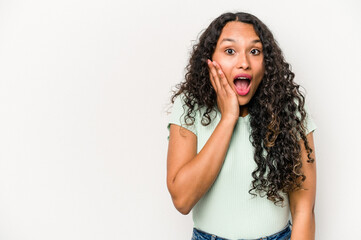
[0,0,360,239]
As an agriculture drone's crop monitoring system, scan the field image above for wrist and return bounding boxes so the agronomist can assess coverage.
[220,116,238,126]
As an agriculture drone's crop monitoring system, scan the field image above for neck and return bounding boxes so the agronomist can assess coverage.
[239,105,248,117]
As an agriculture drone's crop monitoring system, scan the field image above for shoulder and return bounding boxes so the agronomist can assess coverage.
[167,92,200,137]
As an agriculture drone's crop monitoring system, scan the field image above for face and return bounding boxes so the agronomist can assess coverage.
[212,21,265,107]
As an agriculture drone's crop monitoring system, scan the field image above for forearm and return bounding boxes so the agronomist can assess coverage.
[172,117,237,214]
[291,211,315,240]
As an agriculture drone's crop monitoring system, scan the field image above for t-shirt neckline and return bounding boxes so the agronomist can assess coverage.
[238,114,250,121]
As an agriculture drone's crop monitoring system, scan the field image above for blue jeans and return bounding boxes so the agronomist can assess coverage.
[192,220,292,240]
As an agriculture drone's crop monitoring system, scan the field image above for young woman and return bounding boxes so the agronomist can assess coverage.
[166,12,317,240]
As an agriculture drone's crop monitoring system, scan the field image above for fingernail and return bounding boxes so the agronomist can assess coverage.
[213,62,217,67]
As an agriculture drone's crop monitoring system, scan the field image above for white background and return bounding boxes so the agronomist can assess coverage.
[0,0,360,239]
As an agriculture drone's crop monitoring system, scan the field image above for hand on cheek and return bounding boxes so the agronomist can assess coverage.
[207,59,239,121]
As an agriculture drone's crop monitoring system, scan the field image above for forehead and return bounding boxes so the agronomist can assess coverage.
[218,21,259,41]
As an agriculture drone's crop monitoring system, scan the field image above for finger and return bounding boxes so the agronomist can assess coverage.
[207,59,220,92]
[209,73,216,91]
[213,61,228,88]
[213,61,234,94]
[212,61,227,94]
[208,60,223,94]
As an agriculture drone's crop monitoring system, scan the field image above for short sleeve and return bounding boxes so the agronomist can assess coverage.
[296,102,318,140]
[166,93,198,141]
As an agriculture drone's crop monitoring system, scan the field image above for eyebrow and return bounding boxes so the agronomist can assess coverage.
[220,38,262,44]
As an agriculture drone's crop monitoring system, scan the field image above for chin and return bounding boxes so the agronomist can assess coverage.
[237,96,251,106]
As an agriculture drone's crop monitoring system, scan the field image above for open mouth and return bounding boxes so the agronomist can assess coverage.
[233,74,252,95]
[233,77,251,90]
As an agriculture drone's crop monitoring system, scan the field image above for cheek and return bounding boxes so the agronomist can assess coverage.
[216,60,233,76]
[254,61,265,78]
[213,53,231,69]
[257,65,265,77]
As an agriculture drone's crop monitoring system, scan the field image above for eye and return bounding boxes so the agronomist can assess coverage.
[250,49,261,55]
[225,49,235,55]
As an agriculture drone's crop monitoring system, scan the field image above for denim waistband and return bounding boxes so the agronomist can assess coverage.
[193,220,292,240]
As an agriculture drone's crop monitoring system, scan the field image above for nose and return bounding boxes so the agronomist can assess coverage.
[237,52,250,70]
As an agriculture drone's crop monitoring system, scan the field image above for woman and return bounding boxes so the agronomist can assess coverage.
[166,12,317,240]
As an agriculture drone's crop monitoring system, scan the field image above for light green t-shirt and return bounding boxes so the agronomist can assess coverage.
[167,92,317,239]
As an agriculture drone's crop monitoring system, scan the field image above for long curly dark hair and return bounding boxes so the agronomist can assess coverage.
[169,12,315,206]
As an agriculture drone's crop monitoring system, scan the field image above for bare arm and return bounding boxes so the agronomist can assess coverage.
[167,60,239,215]
[289,131,316,240]
[167,117,236,215]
